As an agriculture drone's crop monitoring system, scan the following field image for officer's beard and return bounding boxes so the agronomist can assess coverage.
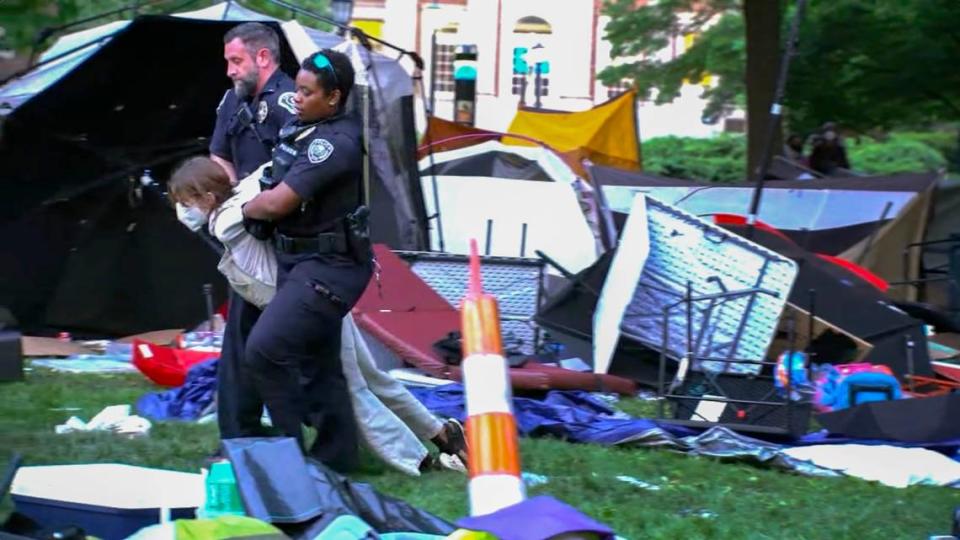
[233,68,259,99]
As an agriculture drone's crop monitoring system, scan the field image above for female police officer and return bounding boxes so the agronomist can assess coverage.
[240,49,372,472]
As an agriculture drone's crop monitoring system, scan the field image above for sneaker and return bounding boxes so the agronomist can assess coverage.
[437,453,467,474]
[418,452,467,475]
[432,418,468,463]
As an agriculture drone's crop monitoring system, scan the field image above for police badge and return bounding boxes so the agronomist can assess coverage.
[308,139,334,164]
[257,100,269,123]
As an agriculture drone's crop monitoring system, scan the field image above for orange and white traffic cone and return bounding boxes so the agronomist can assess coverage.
[460,239,525,516]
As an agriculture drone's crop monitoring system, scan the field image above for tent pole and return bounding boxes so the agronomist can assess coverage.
[255,0,423,67]
[348,25,431,251]
[363,84,371,208]
[746,0,807,233]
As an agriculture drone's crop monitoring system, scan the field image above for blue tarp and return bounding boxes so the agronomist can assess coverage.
[133,370,960,459]
[408,383,699,444]
[136,358,218,421]
[409,383,960,454]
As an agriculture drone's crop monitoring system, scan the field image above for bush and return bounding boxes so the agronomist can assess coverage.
[640,131,949,181]
[848,137,947,175]
[893,131,959,171]
[642,134,746,182]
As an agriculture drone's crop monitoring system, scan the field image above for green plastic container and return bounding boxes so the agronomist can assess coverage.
[198,461,245,519]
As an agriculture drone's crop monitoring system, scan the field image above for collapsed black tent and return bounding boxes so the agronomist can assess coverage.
[719,223,933,378]
[536,223,933,383]
[534,251,670,387]
[0,5,428,336]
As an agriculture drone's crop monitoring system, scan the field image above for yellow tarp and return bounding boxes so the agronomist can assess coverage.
[350,18,383,39]
[505,90,641,171]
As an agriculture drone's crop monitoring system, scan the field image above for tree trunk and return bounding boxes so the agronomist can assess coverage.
[744,0,783,179]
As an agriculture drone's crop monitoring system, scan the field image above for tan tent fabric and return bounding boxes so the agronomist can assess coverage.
[841,181,937,302]
[505,90,641,171]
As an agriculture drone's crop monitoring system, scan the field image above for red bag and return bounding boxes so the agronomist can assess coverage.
[131,339,218,387]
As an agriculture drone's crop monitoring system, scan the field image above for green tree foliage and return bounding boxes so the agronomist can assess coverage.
[0,0,330,54]
[642,134,947,181]
[602,0,744,123]
[849,136,947,175]
[642,134,746,182]
[601,0,960,136]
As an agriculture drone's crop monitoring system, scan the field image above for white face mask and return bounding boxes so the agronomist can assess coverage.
[175,202,209,232]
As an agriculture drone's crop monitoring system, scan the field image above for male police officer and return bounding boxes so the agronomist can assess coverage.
[209,22,295,442]
[211,23,296,184]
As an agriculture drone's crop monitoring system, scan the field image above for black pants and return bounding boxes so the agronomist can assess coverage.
[217,290,266,439]
[243,257,367,473]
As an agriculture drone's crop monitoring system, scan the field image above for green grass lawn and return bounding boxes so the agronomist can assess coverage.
[2,369,959,539]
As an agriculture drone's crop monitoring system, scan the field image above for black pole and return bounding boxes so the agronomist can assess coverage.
[258,0,424,67]
[429,30,438,116]
[746,0,808,231]
[905,335,916,393]
[855,201,894,265]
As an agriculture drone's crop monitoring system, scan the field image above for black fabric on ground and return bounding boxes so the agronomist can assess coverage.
[818,393,960,443]
[222,438,455,537]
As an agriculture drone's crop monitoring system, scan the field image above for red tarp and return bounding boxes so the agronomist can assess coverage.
[353,245,637,394]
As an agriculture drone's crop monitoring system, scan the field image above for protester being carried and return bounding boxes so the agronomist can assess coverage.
[169,156,467,475]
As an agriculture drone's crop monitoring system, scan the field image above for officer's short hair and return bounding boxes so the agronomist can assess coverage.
[224,22,280,63]
[168,156,233,207]
[302,49,355,105]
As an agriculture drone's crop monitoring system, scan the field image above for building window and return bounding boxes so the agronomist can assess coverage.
[512,73,549,97]
[512,16,552,100]
[434,44,456,92]
[511,75,525,95]
[606,80,632,99]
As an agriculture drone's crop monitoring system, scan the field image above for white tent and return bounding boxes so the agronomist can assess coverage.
[418,141,603,274]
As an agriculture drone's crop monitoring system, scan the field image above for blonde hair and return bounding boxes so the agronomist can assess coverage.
[168,156,233,207]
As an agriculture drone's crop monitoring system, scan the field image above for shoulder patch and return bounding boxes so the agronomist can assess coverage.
[307,138,334,164]
[278,92,297,115]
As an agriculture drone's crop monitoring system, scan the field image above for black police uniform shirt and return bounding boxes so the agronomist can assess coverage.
[275,112,364,240]
[273,112,371,309]
[209,69,296,180]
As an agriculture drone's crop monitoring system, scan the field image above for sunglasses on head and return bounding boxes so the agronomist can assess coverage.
[312,53,340,89]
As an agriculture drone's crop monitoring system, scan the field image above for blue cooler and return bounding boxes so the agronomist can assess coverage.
[11,464,203,540]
